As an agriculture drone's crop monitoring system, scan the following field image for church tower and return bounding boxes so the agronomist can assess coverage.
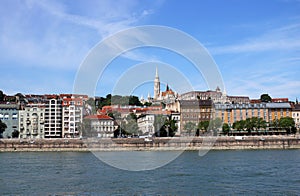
[154,67,160,100]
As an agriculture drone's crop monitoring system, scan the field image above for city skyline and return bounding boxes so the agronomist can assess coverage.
[0,0,300,100]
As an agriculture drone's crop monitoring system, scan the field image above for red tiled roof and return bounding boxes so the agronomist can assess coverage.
[84,114,113,120]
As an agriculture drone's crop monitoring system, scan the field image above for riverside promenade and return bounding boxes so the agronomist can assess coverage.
[1,135,300,152]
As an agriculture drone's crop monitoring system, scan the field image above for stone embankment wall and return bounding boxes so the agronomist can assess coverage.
[1,136,300,152]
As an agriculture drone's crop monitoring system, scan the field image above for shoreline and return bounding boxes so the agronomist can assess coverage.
[1,135,300,152]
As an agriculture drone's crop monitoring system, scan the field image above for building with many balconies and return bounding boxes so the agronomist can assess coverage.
[61,94,87,138]
[19,103,45,139]
[44,98,62,138]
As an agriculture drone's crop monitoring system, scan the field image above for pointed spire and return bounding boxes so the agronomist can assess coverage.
[155,66,159,79]
[296,97,298,104]
[166,83,169,91]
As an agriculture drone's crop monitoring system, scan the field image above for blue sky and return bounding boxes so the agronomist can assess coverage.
[1,0,300,101]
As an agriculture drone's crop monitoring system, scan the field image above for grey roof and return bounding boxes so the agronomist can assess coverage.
[0,104,18,109]
[293,104,300,111]
[179,100,212,106]
[266,102,291,109]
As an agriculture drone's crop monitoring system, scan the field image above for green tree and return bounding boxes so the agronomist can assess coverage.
[233,120,246,131]
[245,118,254,133]
[85,98,97,115]
[256,117,267,131]
[143,102,152,107]
[198,121,209,132]
[184,122,197,136]
[154,116,177,137]
[12,130,19,138]
[123,119,140,135]
[222,123,230,135]
[129,96,143,106]
[0,120,7,138]
[114,126,128,138]
[123,113,140,135]
[270,119,280,130]
[154,115,167,136]
[107,111,121,119]
[279,117,295,134]
[164,117,178,137]
[78,118,92,137]
[0,90,4,102]
[211,117,222,130]
[260,94,272,102]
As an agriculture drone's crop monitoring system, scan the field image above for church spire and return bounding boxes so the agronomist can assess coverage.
[155,66,159,79]
[154,66,160,100]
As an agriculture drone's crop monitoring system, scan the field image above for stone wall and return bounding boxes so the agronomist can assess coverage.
[1,136,300,152]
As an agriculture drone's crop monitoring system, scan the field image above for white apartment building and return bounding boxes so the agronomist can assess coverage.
[61,94,87,138]
[44,98,62,138]
[292,104,300,130]
[137,114,155,135]
[84,114,116,138]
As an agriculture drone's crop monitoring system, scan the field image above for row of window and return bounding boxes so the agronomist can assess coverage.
[0,113,18,120]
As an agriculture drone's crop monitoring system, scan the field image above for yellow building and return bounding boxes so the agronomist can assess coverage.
[214,102,292,126]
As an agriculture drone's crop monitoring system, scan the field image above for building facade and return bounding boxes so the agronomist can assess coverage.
[0,104,19,138]
[44,98,62,138]
[61,95,86,138]
[179,88,250,104]
[292,104,300,130]
[19,103,45,139]
[179,100,213,135]
[137,114,155,135]
[214,102,292,126]
[215,103,268,126]
[84,115,116,138]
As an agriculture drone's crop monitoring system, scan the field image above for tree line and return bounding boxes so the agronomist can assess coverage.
[183,116,296,136]
[222,117,296,135]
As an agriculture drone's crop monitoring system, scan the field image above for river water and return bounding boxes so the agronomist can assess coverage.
[1,150,300,195]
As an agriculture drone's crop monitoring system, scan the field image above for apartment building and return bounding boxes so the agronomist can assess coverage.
[19,103,45,139]
[292,104,300,130]
[214,102,292,126]
[61,94,87,138]
[179,100,213,135]
[215,103,268,126]
[137,114,155,135]
[44,97,62,138]
[0,103,19,138]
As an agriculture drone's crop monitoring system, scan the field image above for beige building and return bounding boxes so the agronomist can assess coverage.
[179,88,250,104]
[214,102,292,126]
[19,103,45,139]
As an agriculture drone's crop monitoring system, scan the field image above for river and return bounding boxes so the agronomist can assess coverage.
[1,150,300,195]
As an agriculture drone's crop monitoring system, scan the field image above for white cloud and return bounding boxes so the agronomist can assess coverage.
[0,0,158,70]
[210,22,300,55]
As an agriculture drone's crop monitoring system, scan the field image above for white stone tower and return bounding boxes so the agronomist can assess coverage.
[154,66,160,100]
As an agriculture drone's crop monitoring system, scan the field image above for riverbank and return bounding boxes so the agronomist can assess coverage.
[1,135,300,152]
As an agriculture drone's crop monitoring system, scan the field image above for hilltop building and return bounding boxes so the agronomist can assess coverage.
[141,67,178,104]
